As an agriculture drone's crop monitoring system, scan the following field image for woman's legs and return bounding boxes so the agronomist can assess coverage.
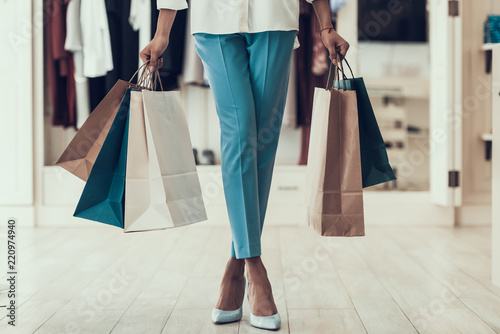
[194,33,262,259]
[241,31,296,317]
[194,31,296,315]
[244,30,296,244]
[214,257,245,311]
[194,31,296,259]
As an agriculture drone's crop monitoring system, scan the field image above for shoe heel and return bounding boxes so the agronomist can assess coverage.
[211,277,246,324]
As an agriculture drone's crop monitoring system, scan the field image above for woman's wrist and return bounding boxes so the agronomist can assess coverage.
[154,31,171,41]
[320,26,334,34]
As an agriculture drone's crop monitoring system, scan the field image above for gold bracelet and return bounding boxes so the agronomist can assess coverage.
[320,27,334,34]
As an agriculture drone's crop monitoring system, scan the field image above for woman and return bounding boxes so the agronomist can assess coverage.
[141,0,349,330]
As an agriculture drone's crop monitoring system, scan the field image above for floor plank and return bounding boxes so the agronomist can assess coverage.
[352,298,418,334]
[288,309,366,334]
[0,225,499,333]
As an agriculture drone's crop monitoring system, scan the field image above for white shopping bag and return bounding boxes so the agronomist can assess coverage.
[124,90,207,232]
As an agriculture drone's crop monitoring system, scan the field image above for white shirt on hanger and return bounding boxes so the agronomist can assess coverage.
[80,0,114,78]
[130,0,152,54]
[130,0,152,73]
[156,0,314,35]
[65,0,90,128]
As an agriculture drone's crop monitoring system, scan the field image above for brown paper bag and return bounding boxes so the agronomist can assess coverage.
[306,79,365,236]
[56,80,132,181]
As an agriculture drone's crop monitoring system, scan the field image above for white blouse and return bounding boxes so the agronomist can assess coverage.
[156,0,314,35]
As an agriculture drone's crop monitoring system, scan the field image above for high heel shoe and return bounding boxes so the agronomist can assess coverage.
[212,277,246,324]
[246,279,281,331]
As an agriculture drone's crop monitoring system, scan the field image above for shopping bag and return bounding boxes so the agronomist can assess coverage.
[73,88,132,228]
[123,88,207,231]
[306,62,365,237]
[336,59,397,188]
[123,90,176,232]
[55,61,153,181]
[55,80,131,181]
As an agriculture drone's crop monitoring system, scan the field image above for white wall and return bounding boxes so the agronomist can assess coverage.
[357,42,430,79]
[492,1,500,13]
[456,0,495,226]
[0,0,34,225]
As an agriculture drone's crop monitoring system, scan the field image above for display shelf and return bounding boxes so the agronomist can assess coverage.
[363,77,430,99]
[482,43,500,51]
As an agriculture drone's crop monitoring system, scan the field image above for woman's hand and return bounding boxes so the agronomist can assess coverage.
[321,28,350,64]
[139,9,177,71]
[140,35,169,71]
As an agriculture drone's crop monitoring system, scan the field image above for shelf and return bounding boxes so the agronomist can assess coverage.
[482,43,500,51]
[480,133,493,161]
[481,44,500,74]
[363,77,430,99]
[480,133,493,141]
[407,131,430,139]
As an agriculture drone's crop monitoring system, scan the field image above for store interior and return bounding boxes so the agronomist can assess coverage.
[2,0,500,332]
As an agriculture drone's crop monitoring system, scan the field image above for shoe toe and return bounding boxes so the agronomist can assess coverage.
[249,311,281,330]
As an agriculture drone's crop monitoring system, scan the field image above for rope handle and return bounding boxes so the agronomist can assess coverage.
[326,54,346,91]
[325,52,355,91]
[128,59,165,91]
[128,61,149,85]
[144,65,164,92]
[343,57,355,79]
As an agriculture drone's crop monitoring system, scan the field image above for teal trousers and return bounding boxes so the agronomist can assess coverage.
[194,31,296,259]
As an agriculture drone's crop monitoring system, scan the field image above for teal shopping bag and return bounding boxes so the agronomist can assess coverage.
[73,88,133,227]
[335,60,397,188]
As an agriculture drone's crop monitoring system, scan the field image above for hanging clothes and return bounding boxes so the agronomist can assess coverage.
[77,0,114,112]
[105,0,139,91]
[129,0,151,85]
[299,125,311,165]
[296,0,329,127]
[44,0,76,128]
[182,4,208,86]
[151,0,187,91]
[88,77,107,112]
[296,0,331,164]
[80,0,114,78]
[65,0,91,129]
[311,27,329,76]
[130,0,152,62]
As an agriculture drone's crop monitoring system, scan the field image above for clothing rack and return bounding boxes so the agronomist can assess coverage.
[43,0,342,167]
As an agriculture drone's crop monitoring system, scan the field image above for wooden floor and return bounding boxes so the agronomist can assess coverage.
[0,223,499,334]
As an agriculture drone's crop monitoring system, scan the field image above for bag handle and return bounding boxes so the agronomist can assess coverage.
[325,53,356,91]
[326,53,347,91]
[128,59,164,90]
[141,66,164,91]
[152,69,164,92]
[129,61,149,85]
[342,57,355,79]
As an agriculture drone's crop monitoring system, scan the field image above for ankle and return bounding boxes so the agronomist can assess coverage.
[225,257,245,279]
[244,257,268,282]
